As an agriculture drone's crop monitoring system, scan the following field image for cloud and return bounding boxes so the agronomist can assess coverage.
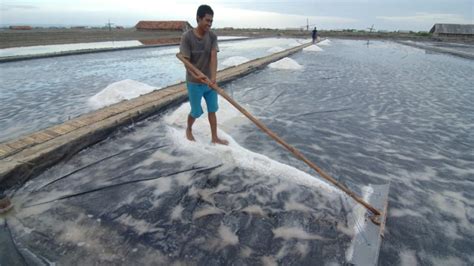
[215,6,358,28]
[1,4,38,11]
[376,12,472,25]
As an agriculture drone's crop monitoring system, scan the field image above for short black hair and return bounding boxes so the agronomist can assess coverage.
[197,4,213,19]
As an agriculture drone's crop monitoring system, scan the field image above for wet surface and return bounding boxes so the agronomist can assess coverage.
[0,37,305,142]
[0,36,247,58]
[416,41,474,55]
[2,39,474,265]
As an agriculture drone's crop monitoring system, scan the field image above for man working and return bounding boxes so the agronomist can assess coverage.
[312,27,318,44]
[179,4,228,145]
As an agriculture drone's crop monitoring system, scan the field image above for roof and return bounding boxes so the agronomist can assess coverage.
[9,26,32,30]
[429,24,474,35]
[135,21,192,31]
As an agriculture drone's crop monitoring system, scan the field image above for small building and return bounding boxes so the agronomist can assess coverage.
[9,26,32,30]
[135,21,192,32]
[429,23,474,37]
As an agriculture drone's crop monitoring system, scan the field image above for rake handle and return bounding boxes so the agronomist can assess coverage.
[176,53,381,216]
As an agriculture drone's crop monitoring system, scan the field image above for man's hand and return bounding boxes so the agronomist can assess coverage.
[196,73,209,84]
[210,77,217,87]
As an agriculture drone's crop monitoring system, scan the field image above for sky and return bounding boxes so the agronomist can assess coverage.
[1,0,473,31]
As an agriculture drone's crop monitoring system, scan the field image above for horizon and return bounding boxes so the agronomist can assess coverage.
[1,0,473,32]
[0,23,439,32]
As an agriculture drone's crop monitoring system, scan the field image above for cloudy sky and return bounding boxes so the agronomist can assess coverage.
[1,0,472,31]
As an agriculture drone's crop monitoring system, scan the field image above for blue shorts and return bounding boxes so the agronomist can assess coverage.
[186,82,219,118]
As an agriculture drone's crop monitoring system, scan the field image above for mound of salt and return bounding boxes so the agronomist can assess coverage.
[268,57,303,70]
[88,79,159,109]
[318,39,331,46]
[221,56,250,67]
[267,46,285,53]
[303,45,324,52]
[288,41,302,47]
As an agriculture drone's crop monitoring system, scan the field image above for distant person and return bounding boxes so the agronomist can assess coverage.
[312,27,318,44]
[179,4,228,145]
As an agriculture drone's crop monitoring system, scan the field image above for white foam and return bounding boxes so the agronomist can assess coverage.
[221,56,250,67]
[171,204,184,221]
[193,206,224,219]
[241,205,266,216]
[88,79,159,109]
[268,57,303,70]
[267,46,285,53]
[318,39,331,46]
[218,224,239,245]
[399,250,418,266]
[284,200,314,212]
[273,227,326,240]
[117,214,159,236]
[390,208,424,218]
[262,256,278,266]
[303,45,324,52]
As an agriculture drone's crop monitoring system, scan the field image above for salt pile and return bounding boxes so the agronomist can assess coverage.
[303,45,324,52]
[268,57,303,70]
[151,47,179,56]
[88,79,159,109]
[267,46,285,53]
[221,56,250,67]
[288,41,302,47]
[318,39,331,46]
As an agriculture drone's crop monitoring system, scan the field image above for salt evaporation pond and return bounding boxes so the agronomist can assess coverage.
[0,36,247,58]
[2,39,473,265]
[0,37,306,142]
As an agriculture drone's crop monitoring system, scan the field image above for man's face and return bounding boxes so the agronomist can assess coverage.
[197,14,213,32]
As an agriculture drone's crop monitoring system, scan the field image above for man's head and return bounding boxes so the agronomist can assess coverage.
[196,5,214,32]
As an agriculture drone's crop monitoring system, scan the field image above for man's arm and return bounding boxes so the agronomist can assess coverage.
[210,48,217,85]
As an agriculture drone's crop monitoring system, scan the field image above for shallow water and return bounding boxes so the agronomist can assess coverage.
[0,36,247,58]
[3,39,474,265]
[0,37,305,142]
[0,40,143,57]
[410,40,474,55]
[226,40,474,265]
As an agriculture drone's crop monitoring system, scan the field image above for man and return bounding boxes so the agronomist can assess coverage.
[179,4,228,145]
[312,27,318,44]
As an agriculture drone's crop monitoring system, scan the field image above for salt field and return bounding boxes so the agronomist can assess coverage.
[1,38,473,264]
[0,37,305,142]
[0,36,247,58]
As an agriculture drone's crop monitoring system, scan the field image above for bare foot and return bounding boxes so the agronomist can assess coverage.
[186,128,196,141]
[0,196,12,214]
[212,137,229,145]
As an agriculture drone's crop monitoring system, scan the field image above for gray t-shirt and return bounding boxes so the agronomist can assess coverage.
[179,29,219,83]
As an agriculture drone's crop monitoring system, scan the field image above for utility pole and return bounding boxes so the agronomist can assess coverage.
[368,24,375,33]
[106,19,114,31]
[367,24,375,47]
[306,18,309,31]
